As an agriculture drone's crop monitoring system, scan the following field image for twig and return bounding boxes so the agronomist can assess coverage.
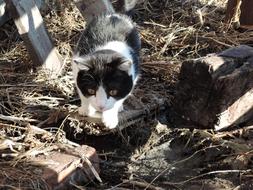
[200,36,233,48]
[15,144,59,162]
[0,123,26,130]
[163,169,252,185]
[47,114,70,146]
[28,125,53,137]
[0,84,38,87]
[24,96,64,101]
[0,114,39,123]
[0,140,15,152]
[144,21,167,28]
[81,155,102,183]
[123,180,165,190]
[61,138,80,147]
[1,153,19,158]
[214,126,253,138]
[0,184,21,190]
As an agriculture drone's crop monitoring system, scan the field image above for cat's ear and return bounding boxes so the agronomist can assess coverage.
[73,55,90,71]
[118,59,132,73]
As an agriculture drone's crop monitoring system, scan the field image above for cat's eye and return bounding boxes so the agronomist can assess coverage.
[109,90,118,96]
[87,88,96,95]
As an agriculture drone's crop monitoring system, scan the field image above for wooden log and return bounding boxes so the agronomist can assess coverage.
[5,0,63,77]
[239,0,253,29]
[69,96,166,135]
[173,45,253,131]
[30,89,167,136]
[73,0,115,23]
[225,0,241,24]
[225,0,253,30]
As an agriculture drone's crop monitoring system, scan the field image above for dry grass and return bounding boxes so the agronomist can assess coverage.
[0,0,253,189]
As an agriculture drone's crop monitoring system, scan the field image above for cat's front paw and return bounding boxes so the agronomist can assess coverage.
[102,111,119,129]
[78,105,100,118]
[118,105,124,112]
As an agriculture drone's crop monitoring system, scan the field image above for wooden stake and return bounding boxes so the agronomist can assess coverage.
[5,0,63,77]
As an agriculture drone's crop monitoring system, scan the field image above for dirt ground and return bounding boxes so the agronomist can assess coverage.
[0,0,253,189]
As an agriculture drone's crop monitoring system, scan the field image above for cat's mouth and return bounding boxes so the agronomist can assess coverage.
[94,104,113,112]
[95,106,111,113]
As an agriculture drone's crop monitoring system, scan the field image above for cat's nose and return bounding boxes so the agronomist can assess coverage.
[98,106,105,111]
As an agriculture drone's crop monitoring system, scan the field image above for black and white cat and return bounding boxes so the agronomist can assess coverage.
[72,13,141,129]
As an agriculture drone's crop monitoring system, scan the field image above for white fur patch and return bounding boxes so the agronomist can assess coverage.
[72,55,91,82]
[96,41,136,79]
[72,55,80,82]
[95,86,108,110]
[102,98,125,129]
[97,41,132,61]
[130,63,137,82]
[86,85,118,112]
[77,84,125,129]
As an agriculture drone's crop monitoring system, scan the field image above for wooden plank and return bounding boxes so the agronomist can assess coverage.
[5,0,63,77]
[73,0,115,23]
[172,45,253,131]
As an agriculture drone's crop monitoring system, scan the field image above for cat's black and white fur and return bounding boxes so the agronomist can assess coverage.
[72,13,141,129]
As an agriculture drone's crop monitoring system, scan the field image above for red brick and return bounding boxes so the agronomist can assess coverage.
[33,145,99,189]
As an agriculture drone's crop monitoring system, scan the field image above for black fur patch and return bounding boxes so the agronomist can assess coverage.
[76,50,133,100]
[75,14,140,63]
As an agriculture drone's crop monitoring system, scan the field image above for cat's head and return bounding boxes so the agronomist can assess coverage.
[73,50,134,112]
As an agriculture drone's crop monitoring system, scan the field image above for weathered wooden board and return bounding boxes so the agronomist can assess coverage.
[1,0,45,26]
[5,0,63,77]
[69,93,166,135]
[173,45,253,131]
[73,0,115,24]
